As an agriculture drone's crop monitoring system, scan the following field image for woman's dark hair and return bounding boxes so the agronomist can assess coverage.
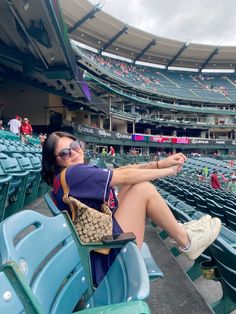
[41,131,77,186]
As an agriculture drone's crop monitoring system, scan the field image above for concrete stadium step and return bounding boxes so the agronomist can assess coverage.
[144,224,214,314]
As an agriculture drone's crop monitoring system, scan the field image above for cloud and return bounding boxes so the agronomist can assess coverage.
[95,0,236,45]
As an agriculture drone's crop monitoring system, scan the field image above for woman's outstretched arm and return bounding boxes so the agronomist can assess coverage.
[111,165,180,186]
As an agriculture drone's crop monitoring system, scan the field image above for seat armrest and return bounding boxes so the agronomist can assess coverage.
[140,242,164,282]
[102,232,136,245]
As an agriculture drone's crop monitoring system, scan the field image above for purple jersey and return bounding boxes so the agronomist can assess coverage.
[52,164,122,286]
[53,164,118,215]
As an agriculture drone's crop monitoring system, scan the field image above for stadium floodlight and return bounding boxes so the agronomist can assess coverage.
[185,40,191,47]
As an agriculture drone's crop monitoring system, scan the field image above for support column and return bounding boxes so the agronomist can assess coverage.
[109,115,113,131]
[99,114,104,129]
[133,121,135,133]
[87,113,91,125]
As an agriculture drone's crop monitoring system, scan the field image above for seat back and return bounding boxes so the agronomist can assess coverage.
[11,153,34,171]
[0,153,22,173]
[87,241,150,308]
[206,198,226,223]
[0,264,44,314]
[0,210,150,313]
[0,176,11,222]
[210,231,236,304]
[25,153,42,169]
[0,210,88,314]
[44,191,60,216]
[224,206,236,232]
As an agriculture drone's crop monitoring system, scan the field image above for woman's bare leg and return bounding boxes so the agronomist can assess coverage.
[115,182,189,248]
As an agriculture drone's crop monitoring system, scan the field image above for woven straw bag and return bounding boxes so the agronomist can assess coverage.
[60,168,113,244]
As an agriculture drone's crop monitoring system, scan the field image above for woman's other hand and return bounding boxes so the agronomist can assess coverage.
[158,153,187,169]
[167,164,183,176]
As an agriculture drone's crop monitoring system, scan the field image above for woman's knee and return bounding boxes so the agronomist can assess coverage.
[130,181,157,196]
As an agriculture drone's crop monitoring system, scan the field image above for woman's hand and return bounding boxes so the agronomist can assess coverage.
[167,164,183,176]
[158,153,187,169]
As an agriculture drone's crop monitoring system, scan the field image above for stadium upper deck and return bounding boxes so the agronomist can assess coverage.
[60,0,236,71]
[75,46,236,104]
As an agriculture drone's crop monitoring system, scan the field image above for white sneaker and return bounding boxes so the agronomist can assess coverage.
[183,214,211,229]
[170,215,211,245]
[181,217,221,261]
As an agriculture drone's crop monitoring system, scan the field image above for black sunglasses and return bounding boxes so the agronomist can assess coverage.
[56,140,85,161]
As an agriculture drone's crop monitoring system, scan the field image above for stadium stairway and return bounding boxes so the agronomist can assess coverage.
[24,197,217,314]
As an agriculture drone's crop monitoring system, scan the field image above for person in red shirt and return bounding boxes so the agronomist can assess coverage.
[108,146,116,156]
[20,118,33,136]
[210,170,221,189]
[20,118,33,144]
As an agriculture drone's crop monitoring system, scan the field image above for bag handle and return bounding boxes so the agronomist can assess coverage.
[60,168,76,221]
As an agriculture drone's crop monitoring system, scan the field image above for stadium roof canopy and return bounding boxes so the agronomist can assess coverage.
[60,0,236,71]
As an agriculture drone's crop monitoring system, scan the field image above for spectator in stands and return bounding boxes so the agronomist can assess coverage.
[20,118,33,136]
[39,133,47,146]
[220,173,229,184]
[202,166,209,179]
[227,178,236,195]
[231,172,236,180]
[108,146,116,156]
[196,169,204,181]
[7,115,21,135]
[42,131,221,286]
[20,117,33,144]
[0,120,4,130]
[101,147,107,156]
[210,170,221,189]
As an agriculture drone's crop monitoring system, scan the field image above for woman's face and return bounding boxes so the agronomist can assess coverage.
[55,137,84,168]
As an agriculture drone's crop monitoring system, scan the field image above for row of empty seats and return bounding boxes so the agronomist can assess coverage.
[0,134,49,222]
[152,184,236,313]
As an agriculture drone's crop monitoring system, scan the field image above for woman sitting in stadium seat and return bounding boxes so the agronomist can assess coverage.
[42,131,221,285]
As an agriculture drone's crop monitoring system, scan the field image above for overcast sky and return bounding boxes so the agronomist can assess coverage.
[89,0,236,46]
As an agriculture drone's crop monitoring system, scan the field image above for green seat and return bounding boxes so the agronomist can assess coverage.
[165,194,179,206]
[24,153,49,197]
[44,191,60,215]
[44,192,164,283]
[0,153,28,218]
[209,227,236,313]
[206,198,226,224]
[0,175,11,222]
[11,153,41,205]
[0,264,150,314]
[224,206,236,232]
[0,210,150,313]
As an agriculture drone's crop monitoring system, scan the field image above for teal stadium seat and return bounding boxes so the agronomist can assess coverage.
[223,206,236,232]
[0,264,43,314]
[0,210,150,313]
[0,264,150,314]
[0,153,28,218]
[25,152,49,197]
[0,175,11,222]
[44,191,164,283]
[12,153,41,205]
[209,227,236,313]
